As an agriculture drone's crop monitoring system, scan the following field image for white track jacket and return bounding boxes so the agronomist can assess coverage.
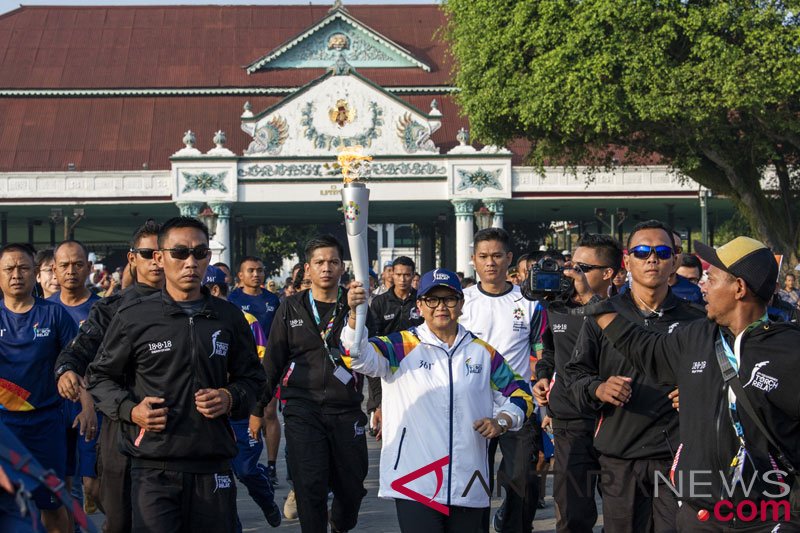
[341,323,533,509]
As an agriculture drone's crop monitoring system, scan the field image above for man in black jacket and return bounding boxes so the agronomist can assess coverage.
[565,220,706,533]
[55,220,164,533]
[86,217,265,533]
[366,255,423,438]
[572,235,800,532]
[259,234,367,533]
[533,233,623,533]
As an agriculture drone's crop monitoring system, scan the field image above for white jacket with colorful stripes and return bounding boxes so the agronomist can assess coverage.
[340,322,534,510]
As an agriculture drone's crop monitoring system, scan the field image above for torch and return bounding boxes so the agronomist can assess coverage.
[339,146,372,356]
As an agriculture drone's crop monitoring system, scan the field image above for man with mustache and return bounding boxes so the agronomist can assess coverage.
[87,217,265,532]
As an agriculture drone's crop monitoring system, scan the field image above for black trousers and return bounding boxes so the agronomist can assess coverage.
[283,404,368,533]
[551,419,600,533]
[130,467,237,533]
[599,455,678,533]
[395,498,486,533]
[97,418,132,533]
[676,503,800,533]
[485,418,539,533]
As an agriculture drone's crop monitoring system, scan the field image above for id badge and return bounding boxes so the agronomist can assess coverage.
[333,365,353,385]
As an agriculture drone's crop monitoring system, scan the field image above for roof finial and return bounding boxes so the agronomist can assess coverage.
[457,127,469,146]
[329,0,346,13]
[183,130,196,148]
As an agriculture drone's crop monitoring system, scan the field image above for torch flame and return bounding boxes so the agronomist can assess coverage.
[337,145,372,184]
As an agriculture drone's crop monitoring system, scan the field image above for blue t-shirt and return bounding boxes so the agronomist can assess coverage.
[228,288,281,338]
[47,291,101,326]
[0,298,78,411]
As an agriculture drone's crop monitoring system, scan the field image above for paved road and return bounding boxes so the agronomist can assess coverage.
[88,416,603,532]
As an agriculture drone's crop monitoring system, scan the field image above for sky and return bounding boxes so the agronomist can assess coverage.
[1,0,439,16]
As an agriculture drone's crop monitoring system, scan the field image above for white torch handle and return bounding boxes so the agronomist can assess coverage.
[342,183,370,356]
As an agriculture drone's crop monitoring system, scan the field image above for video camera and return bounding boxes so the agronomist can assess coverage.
[522,257,573,301]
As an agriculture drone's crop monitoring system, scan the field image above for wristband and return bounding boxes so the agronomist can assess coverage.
[219,388,233,416]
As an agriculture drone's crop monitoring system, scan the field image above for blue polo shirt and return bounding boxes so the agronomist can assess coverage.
[228,287,281,338]
[0,298,78,411]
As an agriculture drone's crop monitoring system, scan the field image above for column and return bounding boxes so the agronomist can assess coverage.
[451,199,475,277]
[386,223,396,249]
[176,201,202,218]
[209,201,232,266]
[483,199,504,229]
[699,189,710,245]
[375,224,384,253]
[419,223,434,273]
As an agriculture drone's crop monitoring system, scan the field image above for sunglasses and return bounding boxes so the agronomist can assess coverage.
[420,295,462,309]
[575,263,611,272]
[130,248,156,260]
[161,247,211,260]
[629,245,674,261]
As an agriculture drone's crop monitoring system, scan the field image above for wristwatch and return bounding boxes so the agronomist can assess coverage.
[496,417,509,434]
[55,364,74,379]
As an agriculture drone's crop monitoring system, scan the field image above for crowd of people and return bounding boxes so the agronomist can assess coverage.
[0,216,798,533]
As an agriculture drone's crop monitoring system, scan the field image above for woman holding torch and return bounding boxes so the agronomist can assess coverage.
[341,269,534,533]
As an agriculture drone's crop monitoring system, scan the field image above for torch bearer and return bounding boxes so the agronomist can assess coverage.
[339,146,372,356]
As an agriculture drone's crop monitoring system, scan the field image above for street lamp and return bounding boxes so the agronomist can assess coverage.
[198,204,218,239]
[474,206,494,231]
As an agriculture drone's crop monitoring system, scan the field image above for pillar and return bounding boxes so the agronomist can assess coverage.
[0,212,6,246]
[419,223,434,273]
[387,223,396,249]
[483,199,504,229]
[452,199,475,277]
[376,224,384,252]
[209,201,232,266]
[699,189,710,245]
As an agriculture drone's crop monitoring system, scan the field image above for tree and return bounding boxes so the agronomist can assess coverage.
[444,0,800,262]
[257,225,320,277]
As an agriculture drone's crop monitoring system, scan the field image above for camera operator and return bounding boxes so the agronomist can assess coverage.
[532,234,622,533]
[564,220,705,532]
[569,234,800,532]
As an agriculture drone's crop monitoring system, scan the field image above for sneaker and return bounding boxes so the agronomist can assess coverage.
[493,502,505,533]
[284,489,298,520]
[267,464,278,487]
[264,501,282,527]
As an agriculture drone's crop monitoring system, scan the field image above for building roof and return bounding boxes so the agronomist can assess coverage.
[0,4,451,89]
[0,4,655,173]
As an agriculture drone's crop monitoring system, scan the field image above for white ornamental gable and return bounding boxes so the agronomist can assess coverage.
[241,72,441,157]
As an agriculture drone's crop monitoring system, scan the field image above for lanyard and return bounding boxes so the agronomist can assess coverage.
[309,289,341,367]
[719,331,748,475]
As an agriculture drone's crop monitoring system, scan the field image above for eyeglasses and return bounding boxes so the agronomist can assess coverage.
[629,245,674,261]
[420,295,461,309]
[160,247,211,260]
[575,263,611,272]
[130,248,156,260]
